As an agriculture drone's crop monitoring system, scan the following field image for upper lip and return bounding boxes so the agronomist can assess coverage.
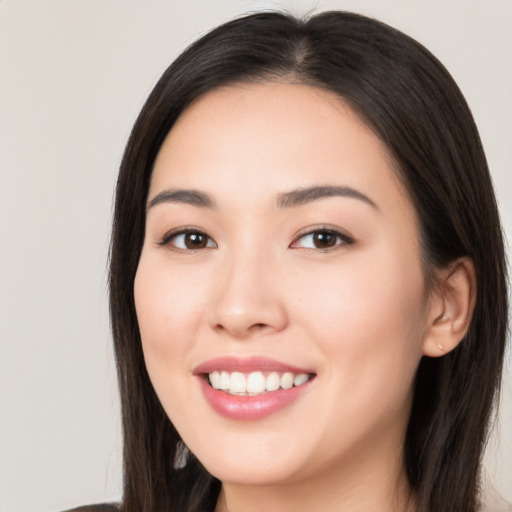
[193,356,314,375]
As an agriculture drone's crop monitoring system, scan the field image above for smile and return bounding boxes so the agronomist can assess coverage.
[195,357,316,420]
[208,370,312,395]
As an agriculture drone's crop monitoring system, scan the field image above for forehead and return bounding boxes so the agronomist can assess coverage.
[150,82,412,215]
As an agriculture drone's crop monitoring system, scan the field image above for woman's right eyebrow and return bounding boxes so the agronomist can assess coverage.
[147,189,216,211]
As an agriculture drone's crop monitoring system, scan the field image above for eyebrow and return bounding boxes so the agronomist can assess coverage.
[147,185,378,211]
[277,185,378,209]
[147,189,215,210]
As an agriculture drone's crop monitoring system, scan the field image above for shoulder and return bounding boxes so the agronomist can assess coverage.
[61,504,120,512]
[479,489,512,512]
[479,499,512,512]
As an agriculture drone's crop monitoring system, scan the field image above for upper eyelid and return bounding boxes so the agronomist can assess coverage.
[292,225,354,241]
[156,227,215,247]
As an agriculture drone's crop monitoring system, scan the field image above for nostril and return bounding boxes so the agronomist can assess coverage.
[209,300,288,338]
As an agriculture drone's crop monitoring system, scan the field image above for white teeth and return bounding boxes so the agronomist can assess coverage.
[280,372,294,389]
[208,370,312,395]
[220,371,230,390]
[294,373,309,386]
[247,371,266,393]
[266,372,280,391]
[229,372,247,394]
[209,371,221,389]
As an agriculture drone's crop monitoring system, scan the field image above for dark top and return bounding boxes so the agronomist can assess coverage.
[63,504,119,512]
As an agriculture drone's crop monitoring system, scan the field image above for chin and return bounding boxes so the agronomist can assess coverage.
[203,457,301,487]
[185,429,312,486]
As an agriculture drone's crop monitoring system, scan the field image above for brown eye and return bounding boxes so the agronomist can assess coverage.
[312,231,337,249]
[183,232,208,249]
[159,229,216,250]
[291,229,354,251]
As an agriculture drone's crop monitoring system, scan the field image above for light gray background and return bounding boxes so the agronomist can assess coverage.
[1,1,510,511]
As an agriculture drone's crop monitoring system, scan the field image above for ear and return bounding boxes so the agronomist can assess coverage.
[422,257,477,357]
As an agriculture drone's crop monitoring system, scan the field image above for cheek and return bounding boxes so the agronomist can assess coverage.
[133,256,209,372]
[296,256,427,449]
[133,256,216,431]
[291,250,427,382]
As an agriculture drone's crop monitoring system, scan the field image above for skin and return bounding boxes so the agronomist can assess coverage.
[134,83,474,512]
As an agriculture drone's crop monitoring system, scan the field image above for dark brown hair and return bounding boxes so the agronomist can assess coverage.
[109,11,508,512]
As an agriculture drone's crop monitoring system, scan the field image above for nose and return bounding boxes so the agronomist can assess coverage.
[208,251,288,339]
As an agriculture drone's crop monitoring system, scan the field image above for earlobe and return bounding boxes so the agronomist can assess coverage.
[422,257,477,358]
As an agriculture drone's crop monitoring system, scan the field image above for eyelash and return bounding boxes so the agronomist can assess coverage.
[156,226,354,253]
[156,228,216,252]
[290,227,355,252]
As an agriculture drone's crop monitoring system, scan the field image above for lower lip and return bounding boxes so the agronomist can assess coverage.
[198,377,313,421]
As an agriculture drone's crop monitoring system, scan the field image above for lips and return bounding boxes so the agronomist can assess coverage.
[194,356,315,420]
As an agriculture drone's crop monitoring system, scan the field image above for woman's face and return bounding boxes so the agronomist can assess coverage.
[134,83,432,487]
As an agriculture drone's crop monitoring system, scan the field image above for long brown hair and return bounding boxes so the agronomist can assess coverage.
[109,11,508,512]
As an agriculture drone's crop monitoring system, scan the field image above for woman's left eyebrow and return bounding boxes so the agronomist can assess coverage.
[277,185,379,210]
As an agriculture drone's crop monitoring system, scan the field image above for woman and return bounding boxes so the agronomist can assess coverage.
[77,10,509,512]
